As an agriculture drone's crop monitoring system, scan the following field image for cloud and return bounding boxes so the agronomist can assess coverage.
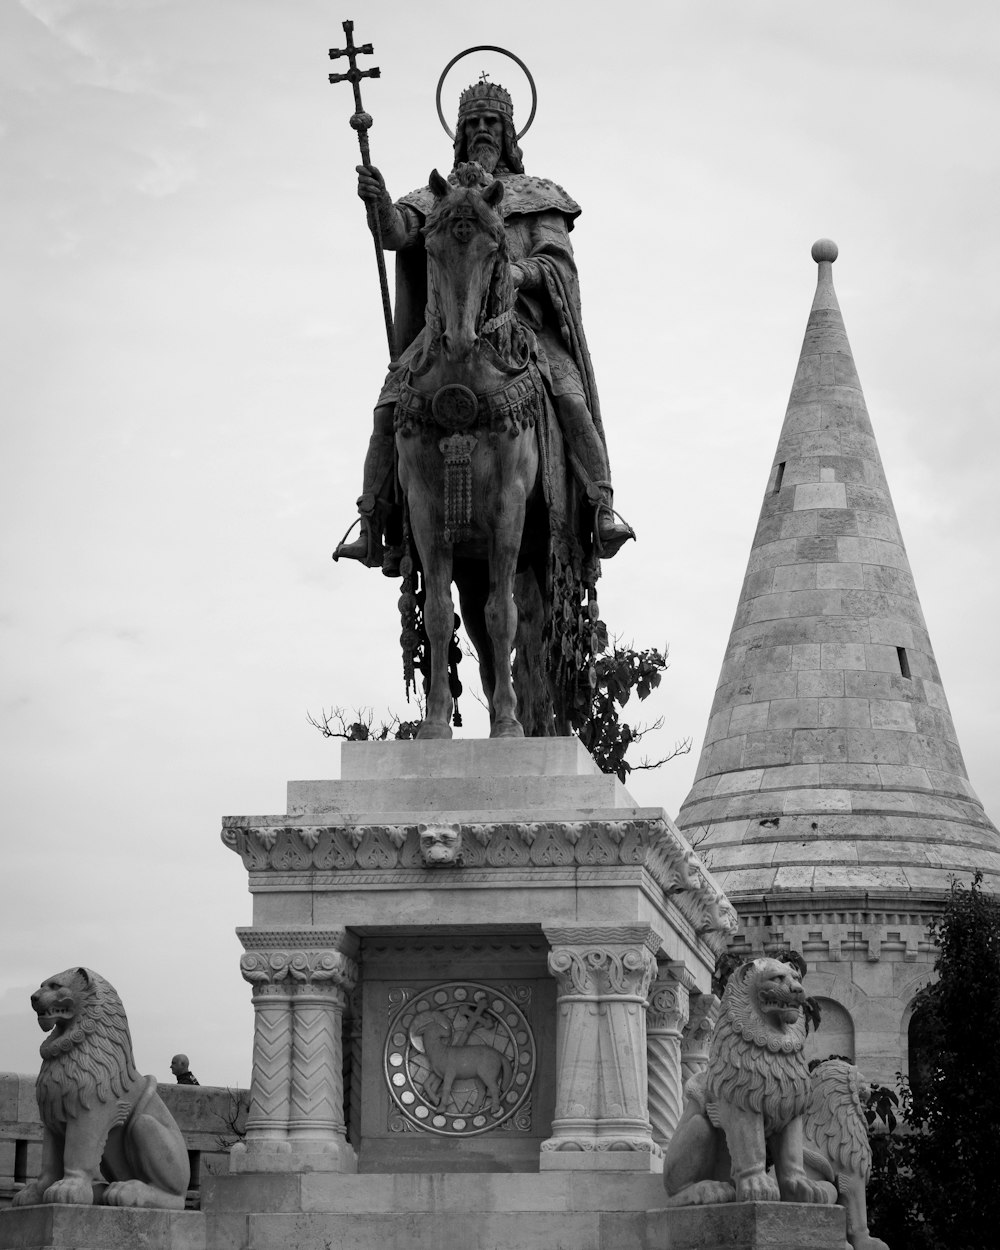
[135,147,195,198]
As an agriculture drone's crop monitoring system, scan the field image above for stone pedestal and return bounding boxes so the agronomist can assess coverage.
[648,1202,847,1250]
[221,739,733,1178]
[0,1206,205,1250]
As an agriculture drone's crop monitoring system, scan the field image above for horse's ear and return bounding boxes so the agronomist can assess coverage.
[482,179,504,209]
[429,169,449,199]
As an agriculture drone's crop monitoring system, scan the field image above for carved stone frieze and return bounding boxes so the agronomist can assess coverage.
[222,817,736,943]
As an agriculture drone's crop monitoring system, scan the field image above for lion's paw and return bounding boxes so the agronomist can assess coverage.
[42,1177,94,1205]
[782,1173,837,1205]
[665,1180,737,1206]
[736,1170,781,1203]
[104,1180,152,1208]
[10,1182,45,1208]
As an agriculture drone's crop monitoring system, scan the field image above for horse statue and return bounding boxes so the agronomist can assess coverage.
[394,164,600,740]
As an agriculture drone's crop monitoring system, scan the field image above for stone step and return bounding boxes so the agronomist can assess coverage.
[286,773,633,817]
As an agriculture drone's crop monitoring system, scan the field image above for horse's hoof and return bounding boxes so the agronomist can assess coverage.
[416,722,453,740]
[490,719,524,739]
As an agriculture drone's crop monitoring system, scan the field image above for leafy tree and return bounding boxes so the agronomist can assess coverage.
[575,641,690,781]
[866,872,1000,1250]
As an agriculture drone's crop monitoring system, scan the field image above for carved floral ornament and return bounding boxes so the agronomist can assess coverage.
[238,948,358,990]
[220,817,737,939]
[548,944,656,999]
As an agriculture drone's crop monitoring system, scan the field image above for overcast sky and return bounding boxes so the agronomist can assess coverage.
[2,0,997,1086]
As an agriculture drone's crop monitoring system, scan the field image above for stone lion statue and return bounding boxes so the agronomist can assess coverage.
[11,967,189,1210]
[803,1059,890,1250]
[663,956,836,1208]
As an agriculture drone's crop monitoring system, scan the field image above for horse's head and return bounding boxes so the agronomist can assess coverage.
[423,165,508,363]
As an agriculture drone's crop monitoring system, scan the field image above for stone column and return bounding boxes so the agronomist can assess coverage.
[232,928,359,1173]
[540,924,660,1171]
[646,963,689,1151]
[680,991,720,1086]
[242,966,294,1145]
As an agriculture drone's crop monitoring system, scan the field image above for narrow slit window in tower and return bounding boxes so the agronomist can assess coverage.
[897,646,911,679]
[772,462,786,494]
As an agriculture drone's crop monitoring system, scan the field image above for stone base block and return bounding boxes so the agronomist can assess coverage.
[647,1201,847,1250]
[228,1138,357,1174]
[203,1172,666,1250]
[539,1147,661,1172]
[0,1205,206,1250]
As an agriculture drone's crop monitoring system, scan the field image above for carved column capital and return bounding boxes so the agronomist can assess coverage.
[680,990,721,1087]
[647,966,691,1035]
[543,924,660,1001]
[237,928,359,996]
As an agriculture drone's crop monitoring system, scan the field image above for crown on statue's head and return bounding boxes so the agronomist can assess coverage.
[457,78,513,124]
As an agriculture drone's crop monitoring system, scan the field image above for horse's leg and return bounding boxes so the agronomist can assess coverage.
[512,565,556,736]
[455,560,497,727]
[400,476,456,740]
[484,503,527,739]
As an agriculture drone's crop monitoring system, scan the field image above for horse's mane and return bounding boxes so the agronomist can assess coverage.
[422,163,518,360]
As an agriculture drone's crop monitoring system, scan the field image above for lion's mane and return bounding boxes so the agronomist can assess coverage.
[803,1059,872,1179]
[706,960,811,1130]
[35,968,139,1130]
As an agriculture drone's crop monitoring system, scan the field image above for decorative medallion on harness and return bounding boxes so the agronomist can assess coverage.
[431,383,479,431]
[384,981,536,1136]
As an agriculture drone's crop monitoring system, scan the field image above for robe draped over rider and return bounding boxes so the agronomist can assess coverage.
[378,169,608,458]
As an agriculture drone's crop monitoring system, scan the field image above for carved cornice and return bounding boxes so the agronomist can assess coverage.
[221,818,737,943]
[237,927,359,956]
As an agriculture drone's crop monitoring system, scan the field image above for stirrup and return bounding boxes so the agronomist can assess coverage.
[594,505,636,559]
[333,516,382,566]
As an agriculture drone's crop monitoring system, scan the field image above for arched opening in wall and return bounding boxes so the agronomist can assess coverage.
[907,1001,935,1102]
[803,997,855,1066]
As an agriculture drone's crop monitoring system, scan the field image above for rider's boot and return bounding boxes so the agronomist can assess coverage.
[556,396,636,559]
[587,480,636,561]
[333,432,399,573]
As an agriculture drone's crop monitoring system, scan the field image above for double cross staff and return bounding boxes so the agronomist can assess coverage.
[329,19,396,360]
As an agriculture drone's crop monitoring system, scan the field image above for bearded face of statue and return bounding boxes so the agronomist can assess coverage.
[463,110,503,173]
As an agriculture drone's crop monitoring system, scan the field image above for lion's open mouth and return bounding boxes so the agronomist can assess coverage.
[35,1007,73,1032]
[758,989,802,1021]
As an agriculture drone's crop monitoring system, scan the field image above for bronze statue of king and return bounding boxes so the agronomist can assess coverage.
[334,77,634,575]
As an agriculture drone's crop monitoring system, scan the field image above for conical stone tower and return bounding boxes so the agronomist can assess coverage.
[676,240,1000,1081]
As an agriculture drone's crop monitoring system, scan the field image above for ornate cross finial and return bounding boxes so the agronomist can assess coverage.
[328,19,381,164]
[478,70,490,84]
[327,18,394,358]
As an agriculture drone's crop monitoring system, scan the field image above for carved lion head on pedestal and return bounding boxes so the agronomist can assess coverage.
[418,822,463,866]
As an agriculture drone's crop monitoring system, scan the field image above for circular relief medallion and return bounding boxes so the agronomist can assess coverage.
[383,982,536,1136]
[431,384,479,431]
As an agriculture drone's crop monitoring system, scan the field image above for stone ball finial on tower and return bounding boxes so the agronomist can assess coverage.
[811,238,838,264]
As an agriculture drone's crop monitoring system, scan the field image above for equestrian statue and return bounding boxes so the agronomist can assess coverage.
[330,32,634,740]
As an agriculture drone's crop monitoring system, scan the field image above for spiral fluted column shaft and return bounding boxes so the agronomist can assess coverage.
[646,970,689,1149]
